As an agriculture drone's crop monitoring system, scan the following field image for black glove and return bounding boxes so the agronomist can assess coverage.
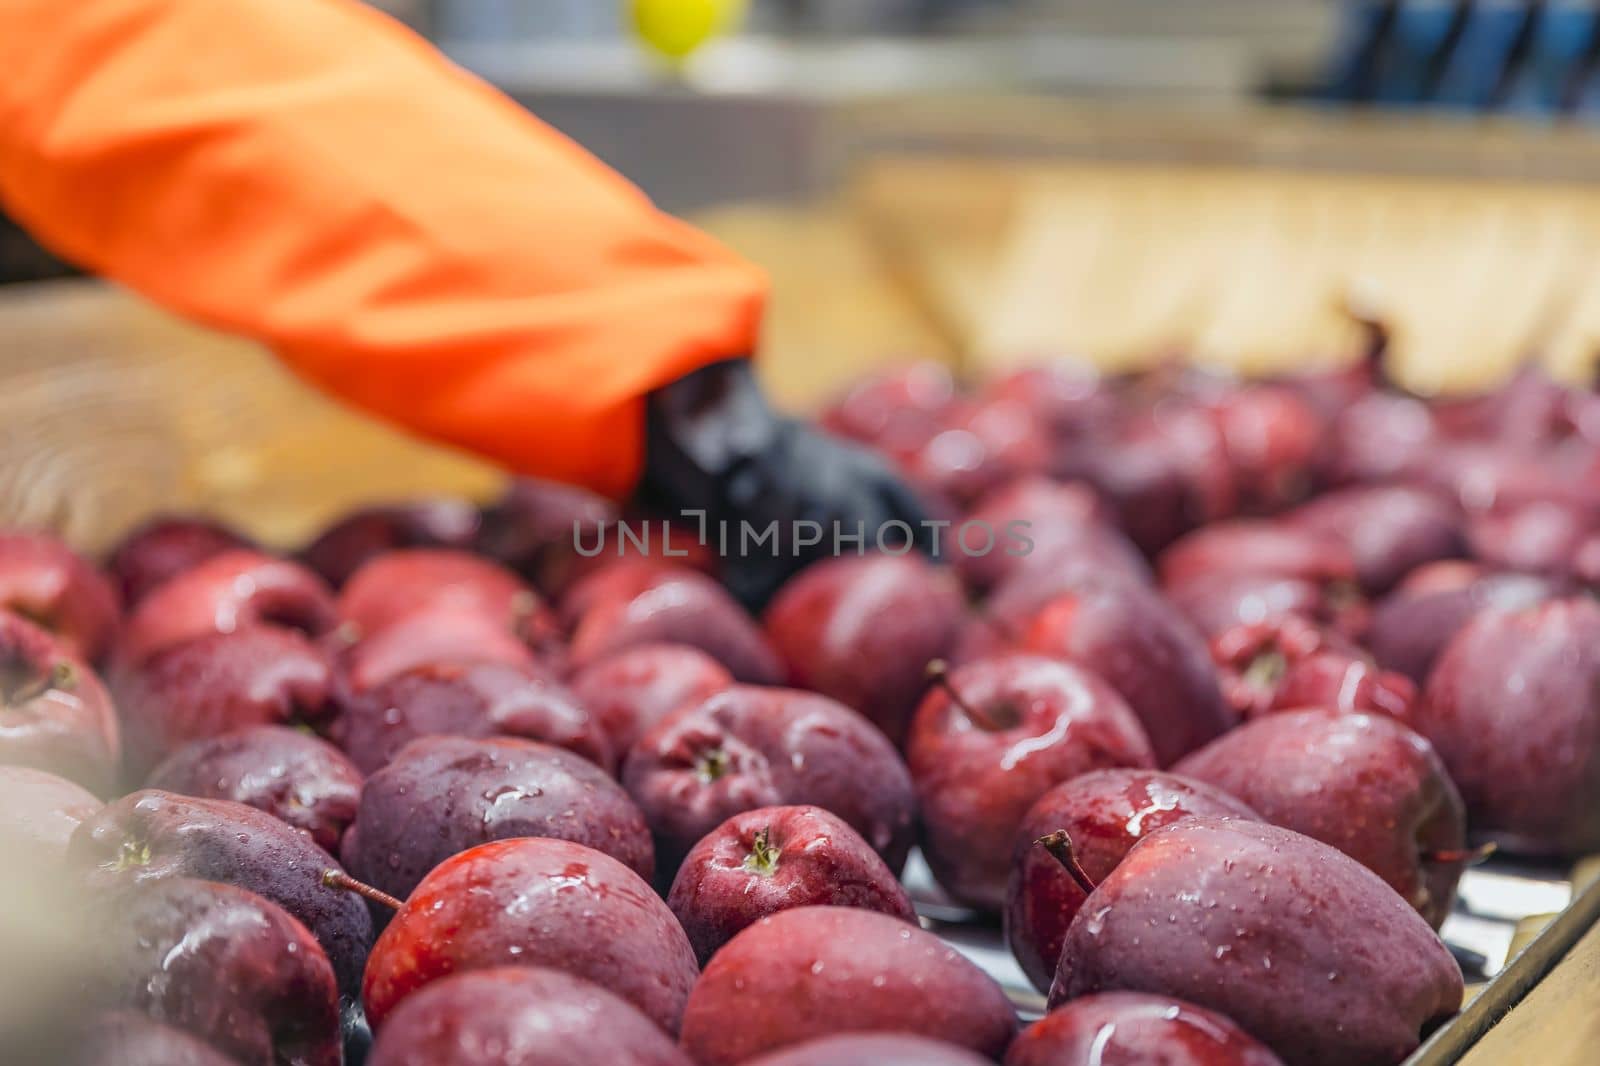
[637,359,931,610]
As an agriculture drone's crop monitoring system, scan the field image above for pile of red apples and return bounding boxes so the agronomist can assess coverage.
[6,349,1600,1066]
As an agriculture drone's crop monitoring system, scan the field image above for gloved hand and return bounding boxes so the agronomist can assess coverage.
[638,359,931,609]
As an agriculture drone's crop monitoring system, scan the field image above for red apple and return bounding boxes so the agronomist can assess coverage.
[667,804,915,965]
[0,611,118,792]
[336,604,542,692]
[0,764,101,867]
[679,906,1019,1066]
[955,476,1146,596]
[0,530,119,662]
[906,654,1156,910]
[1159,519,1357,591]
[113,627,333,779]
[1175,710,1467,927]
[1209,618,1415,722]
[1004,769,1259,992]
[299,499,480,587]
[763,553,964,745]
[117,550,335,667]
[567,643,732,755]
[1413,597,1600,855]
[144,725,363,853]
[568,565,781,684]
[622,686,915,872]
[336,549,557,652]
[104,515,254,606]
[367,967,694,1066]
[1289,485,1462,594]
[329,661,611,776]
[1048,818,1462,1066]
[1008,992,1286,1066]
[818,361,958,454]
[362,837,699,1034]
[1015,579,1235,765]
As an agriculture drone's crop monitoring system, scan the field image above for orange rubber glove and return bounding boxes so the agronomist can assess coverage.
[0,0,767,497]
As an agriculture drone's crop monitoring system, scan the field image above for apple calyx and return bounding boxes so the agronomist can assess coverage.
[322,869,403,911]
[1242,649,1287,691]
[1,657,74,706]
[1036,829,1098,897]
[742,826,781,877]
[104,838,152,872]
[925,659,1017,731]
[695,748,731,784]
[1421,842,1498,867]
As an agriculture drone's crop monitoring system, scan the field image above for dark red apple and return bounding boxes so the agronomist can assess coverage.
[900,395,1054,508]
[567,643,732,754]
[1166,571,1357,641]
[1289,485,1463,594]
[1009,992,1285,1066]
[336,548,556,651]
[763,553,964,745]
[361,837,698,1034]
[144,725,363,852]
[679,906,1018,1066]
[818,361,958,454]
[104,515,254,606]
[0,765,101,867]
[0,530,119,662]
[475,477,620,597]
[1005,769,1259,993]
[328,661,610,776]
[1323,391,1439,486]
[343,735,652,906]
[72,790,373,996]
[113,626,333,779]
[982,362,1117,447]
[567,565,781,684]
[1015,578,1235,765]
[92,878,340,1066]
[1175,710,1467,927]
[1464,498,1600,581]
[667,804,915,965]
[746,1034,993,1066]
[1158,519,1357,591]
[1049,818,1463,1066]
[1365,569,1558,685]
[336,604,542,692]
[299,499,481,588]
[1209,618,1414,722]
[117,550,336,667]
[1413,597,1600,855]
[367,967,693,1066]
[954,476,1146,596]
[1203,382,1326,514]
[1062,403,1238,555]
[0,611,119,792]
[74,1011,239,1066]
[622,686,916,872]
[906,654,1156,910]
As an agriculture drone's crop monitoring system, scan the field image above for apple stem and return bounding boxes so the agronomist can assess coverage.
[925,659,1002,731]
[743,826,781,877]
[1036,830,1098,896]
[5,661,73,704]
[322,869,403,911]
[1422,842,1498,867]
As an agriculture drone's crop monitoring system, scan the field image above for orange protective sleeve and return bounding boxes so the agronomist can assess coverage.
[0,0,768,496]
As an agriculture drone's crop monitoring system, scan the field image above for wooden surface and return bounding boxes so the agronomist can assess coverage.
[850,158,1600,390]
[0,283,502,553]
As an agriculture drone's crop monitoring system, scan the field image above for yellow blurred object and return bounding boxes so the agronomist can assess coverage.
[628,0,745,60]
